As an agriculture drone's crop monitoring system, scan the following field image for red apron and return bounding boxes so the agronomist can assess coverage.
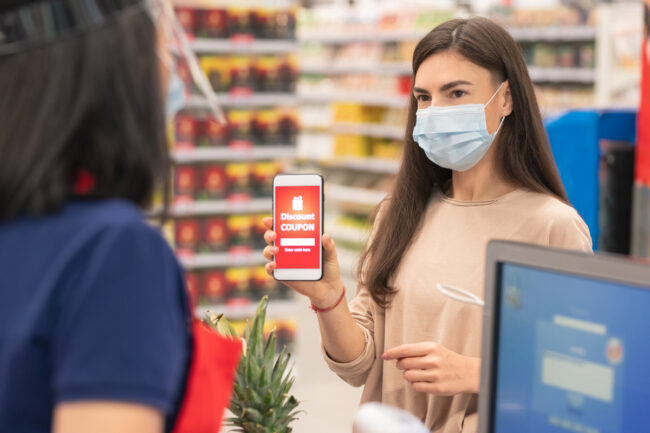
[172,319,242,433]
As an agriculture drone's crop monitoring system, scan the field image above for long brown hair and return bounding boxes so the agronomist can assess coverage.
[358,17,568,308]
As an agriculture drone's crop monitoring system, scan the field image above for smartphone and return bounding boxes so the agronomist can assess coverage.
[272,174,324,281]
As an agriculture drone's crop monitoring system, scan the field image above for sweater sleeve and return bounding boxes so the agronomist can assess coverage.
[547,206,593,253]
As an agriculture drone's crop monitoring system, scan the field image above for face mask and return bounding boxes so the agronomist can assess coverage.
[412,82,506,172]
[166,63,187,119]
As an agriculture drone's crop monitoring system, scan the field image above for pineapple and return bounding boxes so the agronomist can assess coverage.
[205,296,300,433]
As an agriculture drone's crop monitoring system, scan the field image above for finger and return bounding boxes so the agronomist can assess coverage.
[264,230,277,245]
[263,245,279,261]
[265,261,276,277]
[262,217,273,230]
[403,369,437,383]
[322,233,338,263]
[383,343,435,360]
[396,356,435,371]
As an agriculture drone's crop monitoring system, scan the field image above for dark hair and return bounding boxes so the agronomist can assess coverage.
[358,17,568,309]
[0,3,169,220]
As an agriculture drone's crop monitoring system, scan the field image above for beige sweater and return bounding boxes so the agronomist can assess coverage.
[323,189,593,433]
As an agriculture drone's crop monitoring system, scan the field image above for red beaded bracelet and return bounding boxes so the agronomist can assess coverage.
[310,286,346,313]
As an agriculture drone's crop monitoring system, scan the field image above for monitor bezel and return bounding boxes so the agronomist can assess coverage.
[478,240,650,433]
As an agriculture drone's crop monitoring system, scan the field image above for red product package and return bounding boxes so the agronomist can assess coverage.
[175,219,201,251]
[200,8,228,38]
[175,8,197,37]
[200,164,228,199]
[175,114,198,149]
[203,217,229,252]
[175,165,198,199]
[202,117,229,147]
[203,270,228,303]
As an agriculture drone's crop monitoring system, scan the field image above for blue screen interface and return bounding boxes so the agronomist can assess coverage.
[493,263,650,433]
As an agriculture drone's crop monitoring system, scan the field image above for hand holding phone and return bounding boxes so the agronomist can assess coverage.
[262,174,344,307]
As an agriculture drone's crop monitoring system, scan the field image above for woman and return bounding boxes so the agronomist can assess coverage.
[0,1,238,432]
[263,17,592,433]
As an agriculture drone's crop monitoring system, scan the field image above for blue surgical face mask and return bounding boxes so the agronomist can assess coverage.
[166,63,187,119]
[412,82,506,172]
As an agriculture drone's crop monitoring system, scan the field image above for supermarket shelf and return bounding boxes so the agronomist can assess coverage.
[299,26,595,45]
[191,38,298,54]
[327,184,387,207]
[170,198,271,217]
[337,247,362,280]
[180,250,266,270]
[172,146,296,163]
[528,67,595,83]
[303,157,400,174]
[328,224,369,245]
[508,26,596,42]
[187,93,299,108]
[300,92,409,108]
[301,62,411,76]
[299,30,428,44]
[196,299,297,321]
[331,122,404,140]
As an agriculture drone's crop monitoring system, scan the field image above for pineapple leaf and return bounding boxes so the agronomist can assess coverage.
[263,330,277,372]
[244,385,264,408]
[259,364,271,391]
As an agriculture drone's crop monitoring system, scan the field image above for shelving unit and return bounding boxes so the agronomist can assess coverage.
[190,38,298,54]
[187,93,299,109]
[168,2,301,346]
[172,146,296,163]
[180,250,266,270]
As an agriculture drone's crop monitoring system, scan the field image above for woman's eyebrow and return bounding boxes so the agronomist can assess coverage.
[440,80,473,91]
[412,86,430,94]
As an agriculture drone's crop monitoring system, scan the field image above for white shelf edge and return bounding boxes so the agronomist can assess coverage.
[172,146,296,163]
[528,67,595,83]
[508,25,596,41]
[328,224,370,245]
[331,122,404,140]
[299,92,409,108]
[327,184,387,207]
[191,38,298,54]
[195,299,297,320]
[180,250,266,269]
[187,93,299,108]
[301,62,411,76]
[299,30,428,44]
[170,198,272,217]
[299,26,595,44]
[301,156,400,174]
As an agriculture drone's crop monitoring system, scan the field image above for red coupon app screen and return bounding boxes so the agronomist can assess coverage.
[274,186,321,269]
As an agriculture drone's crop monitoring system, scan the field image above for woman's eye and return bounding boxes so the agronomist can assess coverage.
[450,90,466,98]
[416,94,431,102]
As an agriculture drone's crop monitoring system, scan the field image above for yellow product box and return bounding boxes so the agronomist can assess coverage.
[200,55,230,92]
[334,134,370,158]
[372,139,402,160]
[333,103,366,123]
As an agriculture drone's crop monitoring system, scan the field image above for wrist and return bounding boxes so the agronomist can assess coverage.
[310,282,345,310]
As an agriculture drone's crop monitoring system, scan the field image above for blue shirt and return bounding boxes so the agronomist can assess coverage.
[0,199,190,432]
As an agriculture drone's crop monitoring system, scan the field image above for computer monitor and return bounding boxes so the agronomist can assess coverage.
[478,241,650,433]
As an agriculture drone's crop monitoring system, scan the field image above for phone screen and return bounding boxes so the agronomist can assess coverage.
[274,185,322,270]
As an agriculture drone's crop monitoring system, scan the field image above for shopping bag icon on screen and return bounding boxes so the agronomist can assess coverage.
[292,196,303,211]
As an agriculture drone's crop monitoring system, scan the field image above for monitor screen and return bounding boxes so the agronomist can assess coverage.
[492,263,650,433]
